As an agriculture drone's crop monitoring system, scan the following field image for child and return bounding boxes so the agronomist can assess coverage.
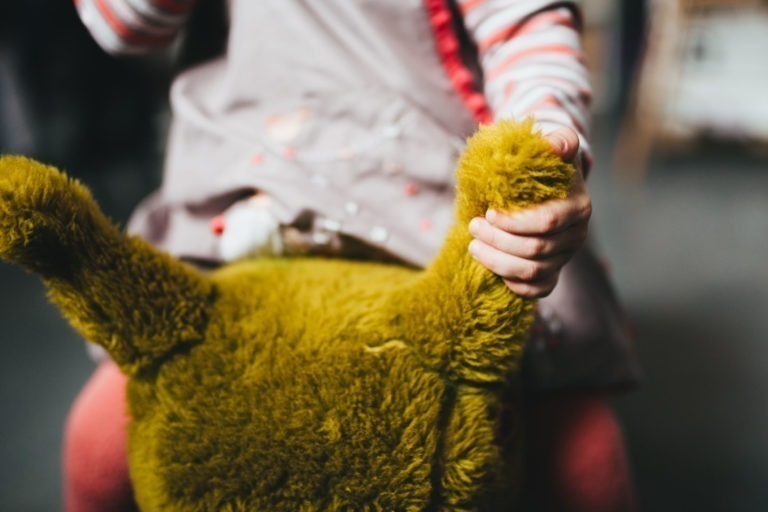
[66,0,640,510]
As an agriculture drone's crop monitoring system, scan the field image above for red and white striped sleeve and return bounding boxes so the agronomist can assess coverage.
[74,0,196,55]
[459,0,593,172]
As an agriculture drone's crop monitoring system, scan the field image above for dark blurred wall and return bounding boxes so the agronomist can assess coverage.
[0,0,172,221]
[0,4,228,510]
[619,0,648,108]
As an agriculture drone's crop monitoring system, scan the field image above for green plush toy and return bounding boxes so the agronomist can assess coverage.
[0,121,572,511]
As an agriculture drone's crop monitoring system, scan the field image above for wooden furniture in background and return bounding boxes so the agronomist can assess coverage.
[615,0,768,179]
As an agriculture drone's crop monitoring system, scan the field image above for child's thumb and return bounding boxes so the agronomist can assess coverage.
[544,127,580,163]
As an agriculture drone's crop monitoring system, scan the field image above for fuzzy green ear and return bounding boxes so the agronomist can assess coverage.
[0,156,104,275]
[454,119,575,225]
[0,156,214,375]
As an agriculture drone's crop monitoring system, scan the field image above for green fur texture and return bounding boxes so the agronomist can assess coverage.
[0,120,573,511]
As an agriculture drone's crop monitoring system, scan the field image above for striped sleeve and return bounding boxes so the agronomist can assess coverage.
[74,0,196,55]
[459,0,593,172]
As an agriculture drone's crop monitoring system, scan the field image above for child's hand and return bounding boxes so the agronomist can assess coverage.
[468,127,591,298]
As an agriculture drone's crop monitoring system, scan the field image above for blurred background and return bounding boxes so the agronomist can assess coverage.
[1,0,767,510]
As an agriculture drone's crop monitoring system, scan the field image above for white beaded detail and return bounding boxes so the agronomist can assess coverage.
[369,226,389,243]
[312,231,332,245]
[319,218,342,232]
[344,202,359,215]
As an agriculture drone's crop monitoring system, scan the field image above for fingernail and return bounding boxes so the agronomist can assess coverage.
[468,218,480,234]
[486,209,497,223]
[468,240,478,256]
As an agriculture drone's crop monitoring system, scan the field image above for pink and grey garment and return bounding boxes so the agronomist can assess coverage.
[74,0,641,391]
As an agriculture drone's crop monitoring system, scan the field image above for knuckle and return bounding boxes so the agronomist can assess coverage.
[528,237,547,257]
[525,284,549,299]
[495,214,514,233]
[521,262,544,282]
[506,280,531,298]
[518,287,535,299]
[541,211,559,232]
[516,273,559,298]
[529,281,556,299]
[504,280,523,296]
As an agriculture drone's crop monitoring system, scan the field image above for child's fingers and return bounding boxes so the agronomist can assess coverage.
[467,126,586,299]
[488,129,589,237]
[503,275,560,299]
[543,127,580,163]
[468,238,571,285]
[469,217,585,260]
[486,188,591,237]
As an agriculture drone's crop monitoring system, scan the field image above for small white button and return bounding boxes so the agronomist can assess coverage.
[370,226,389,243]
[319,218,342,232]
[312,231,331,245]
[344,202,359,215]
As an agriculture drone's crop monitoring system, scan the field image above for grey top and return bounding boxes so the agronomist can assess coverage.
[129,0,477,267]
[122,0,641,391]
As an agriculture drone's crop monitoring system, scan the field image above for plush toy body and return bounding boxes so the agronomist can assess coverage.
[0,122,572,511]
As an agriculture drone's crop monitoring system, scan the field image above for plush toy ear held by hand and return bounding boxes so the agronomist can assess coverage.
[0,120,573,511]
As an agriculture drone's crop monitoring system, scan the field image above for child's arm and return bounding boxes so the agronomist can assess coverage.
[73,0,196,55]
[459,0,593,298]
[461,0,592,171]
